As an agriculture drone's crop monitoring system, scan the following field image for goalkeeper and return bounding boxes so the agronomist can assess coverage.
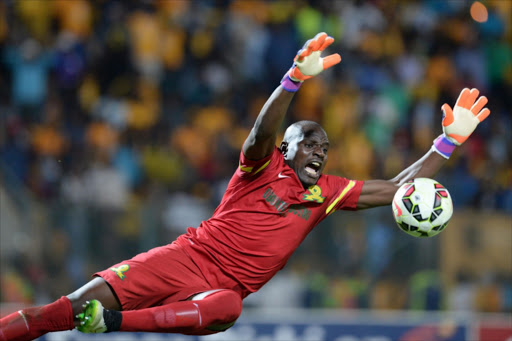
[0,32,490,340]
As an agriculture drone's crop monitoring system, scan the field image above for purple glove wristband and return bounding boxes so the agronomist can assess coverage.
[432,134,457,159]
[280,74,302,92]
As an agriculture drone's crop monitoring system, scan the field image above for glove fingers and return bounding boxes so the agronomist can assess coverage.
[296,46,310,61]
[470,96,488,115]
[312,32,327,48]
[309,33,327,51]
[296,39,314,61]
[476,108,490,122]
[322,53,342,70]
[297,33,327,61]
[301,38,312,49]
[297,39,319,61]
[458,88,480,109]
[441,103,454,127]
[467,88,480,108]
[309,33,325,53]
[455,88,471,109]
[318,36,335,51]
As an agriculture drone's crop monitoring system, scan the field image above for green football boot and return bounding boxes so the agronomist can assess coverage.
[76,300,107,333]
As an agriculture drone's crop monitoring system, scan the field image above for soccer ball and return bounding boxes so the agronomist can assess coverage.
[392,178,453,238]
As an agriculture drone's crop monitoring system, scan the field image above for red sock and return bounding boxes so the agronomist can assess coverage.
[0,296,74,341]
[120,289,242,334]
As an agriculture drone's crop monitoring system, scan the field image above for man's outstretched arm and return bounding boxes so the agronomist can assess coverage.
[242,32,341,161]
[356,87,491,210]
[242,87,295,160]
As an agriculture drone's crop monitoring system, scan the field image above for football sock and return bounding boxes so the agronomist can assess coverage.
[116,289,242,334]
[103,308,122,332]
[0,296,74,341]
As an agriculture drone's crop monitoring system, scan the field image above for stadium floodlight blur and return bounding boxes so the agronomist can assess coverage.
[0,0,511,340]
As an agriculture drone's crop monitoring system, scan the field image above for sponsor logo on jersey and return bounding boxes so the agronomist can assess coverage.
[110,264,130,280]
[263,188,290,212]
[263,188,311,221]
[287,204,311,221]
[303,185,325,203]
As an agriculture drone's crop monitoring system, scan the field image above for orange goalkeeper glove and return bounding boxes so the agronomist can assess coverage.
[281,32,341,92]
[442,88,491,145]
[433,88,491,159]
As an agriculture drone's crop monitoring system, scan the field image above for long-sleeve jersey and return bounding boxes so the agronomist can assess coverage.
[176,147,363,298]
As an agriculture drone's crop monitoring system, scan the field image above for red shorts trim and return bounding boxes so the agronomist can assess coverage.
[94,243,213,310]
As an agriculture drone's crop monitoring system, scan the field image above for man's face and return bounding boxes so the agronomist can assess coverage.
[281,124,329,189]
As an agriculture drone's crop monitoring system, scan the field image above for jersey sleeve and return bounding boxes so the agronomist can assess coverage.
[236,147,279,178]
[325,176,364,214]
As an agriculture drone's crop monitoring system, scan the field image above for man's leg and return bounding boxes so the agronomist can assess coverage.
[0,277,119,341]
[67,276,122,317]
[79,289,242,335]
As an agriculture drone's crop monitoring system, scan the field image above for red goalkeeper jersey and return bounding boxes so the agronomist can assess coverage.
[176,147,363,298]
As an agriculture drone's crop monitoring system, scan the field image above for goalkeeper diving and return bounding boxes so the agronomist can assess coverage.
[0,32,490,340]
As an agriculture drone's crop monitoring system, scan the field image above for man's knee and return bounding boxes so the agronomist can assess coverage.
[212,290,242,327]
[67,277,121,315]
[191,289,242,330]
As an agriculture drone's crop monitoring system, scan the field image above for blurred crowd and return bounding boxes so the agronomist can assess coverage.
[0,0,511,313]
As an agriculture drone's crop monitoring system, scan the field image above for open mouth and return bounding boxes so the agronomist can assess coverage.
[305,161,321,177]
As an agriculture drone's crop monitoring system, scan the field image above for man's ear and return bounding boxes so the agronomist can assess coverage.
[280,142,288,157]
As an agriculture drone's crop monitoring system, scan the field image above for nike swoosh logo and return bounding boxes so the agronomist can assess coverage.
[278,172,290,179]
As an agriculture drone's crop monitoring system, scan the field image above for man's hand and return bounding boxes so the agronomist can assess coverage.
[288,32,341,82]
[442,88,490,145]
